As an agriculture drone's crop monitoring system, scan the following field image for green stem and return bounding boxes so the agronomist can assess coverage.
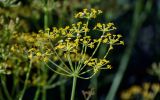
[70,76,77,100]
[0,89,5,100]
[12,65,20,96]
[48,74,57,84]
[45,79,66,90]
[77,20,89,69]
[19,59,32,100]
[90,76,98,100]
[60,79,65,100]
[44,8,49,29]
[11,72,17,96]
[105,0,152,100]
[42,88,46,100]
[79,31,105,72]
[103,47,111,59]
[34,87,41,100]
[50,42,71,72]
[79,38,101,72]
[79,69,93,75]
[48,59,71,74]
[67,53,74,71]
[45,62,72,77]
[77,73,95,80]
[1,76,12,100]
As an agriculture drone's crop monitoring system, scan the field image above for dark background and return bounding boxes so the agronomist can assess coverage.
[0,0,159,100]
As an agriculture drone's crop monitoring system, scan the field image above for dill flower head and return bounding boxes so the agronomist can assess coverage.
[24,8,124,79]
[1,8,123,80]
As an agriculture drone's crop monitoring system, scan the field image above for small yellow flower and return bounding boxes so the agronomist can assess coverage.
[36,52,42,56]
[43,57,49,62]
[107,65,112,69]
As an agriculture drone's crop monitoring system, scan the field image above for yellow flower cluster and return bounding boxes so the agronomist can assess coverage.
[24,8,123,79]
[94,22,117,32]
[149,62,160,80]
[121,83,160,100]
[0,8,124,80]
[0,34,28,75]
[28,48,52,63]
[64,53,89,62]
[74,8,102,19]
[85,58,111,73]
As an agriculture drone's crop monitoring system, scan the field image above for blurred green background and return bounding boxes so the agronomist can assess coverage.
[0,0,160,100]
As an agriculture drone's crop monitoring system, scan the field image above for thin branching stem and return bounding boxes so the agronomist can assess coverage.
[1,75,12,100]
[34,87,41,100]
[77,19,89,70]
[19,58,32,100]
[52,47,72,72]
[79,69,93,75]
[103,47,111,58]
[67,52,74,71]
[48,73,57,84]
[77,73,96,80]
[45,62,72,77]
[79,39,101,72]
[79,31,105,72]
[42,88,46,100]
[44,79,66,90]
[48,59,71,74]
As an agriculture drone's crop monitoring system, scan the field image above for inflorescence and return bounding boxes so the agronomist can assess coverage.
[0,8,124,80]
